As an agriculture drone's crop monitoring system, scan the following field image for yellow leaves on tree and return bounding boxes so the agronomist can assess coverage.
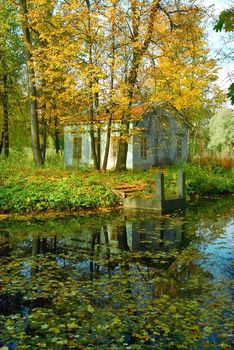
[147,8,225,122]
[17,0,226,148]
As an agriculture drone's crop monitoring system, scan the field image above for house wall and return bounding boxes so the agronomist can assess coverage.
[104,122,133,170]
[64,110,188,170]
[64,124,91,167]
[64,122,134,169]
[132,115,155,170]
[175,121,188,163]
[131,111,188,169]
[64,125,75,166]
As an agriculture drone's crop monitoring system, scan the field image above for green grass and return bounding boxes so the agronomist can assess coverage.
[0,152,233,213]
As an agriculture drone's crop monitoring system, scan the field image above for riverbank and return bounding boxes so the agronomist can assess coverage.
[0,160,233,214]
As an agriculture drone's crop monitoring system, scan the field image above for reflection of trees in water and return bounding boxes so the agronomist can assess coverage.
[0,218,186,318]
[0,230,10,257]
[32,236,58,256]
[184,196,234,241]
[0,198,233,349]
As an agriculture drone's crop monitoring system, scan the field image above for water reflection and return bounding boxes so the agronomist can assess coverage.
[0,197,233,350]
[1,216,188,256]
[0,230,10,257]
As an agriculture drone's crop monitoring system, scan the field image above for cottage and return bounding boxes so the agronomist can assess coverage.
[64,104,188,170]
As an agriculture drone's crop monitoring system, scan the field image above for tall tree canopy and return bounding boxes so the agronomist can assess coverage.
[8,0,226,167]
[148,8,224,124]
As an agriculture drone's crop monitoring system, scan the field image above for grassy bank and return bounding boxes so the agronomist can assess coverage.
[0,155,233,213]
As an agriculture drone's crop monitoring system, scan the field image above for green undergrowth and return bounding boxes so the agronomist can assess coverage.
[0,180,119,213]
[0,165,120,213]
[0,154,233,213]
[171,163,234,196]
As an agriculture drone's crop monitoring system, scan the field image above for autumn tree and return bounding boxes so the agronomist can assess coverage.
[18,0,44,165]
[13,0,224,170]
[148,6,225,124]
[104,0,222,170]
[17,0,173,170]
[112,0,161,170]
[19,0,104,165]
[22,0,118,169]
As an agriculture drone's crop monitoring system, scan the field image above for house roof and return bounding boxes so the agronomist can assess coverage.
[61,103,152,126]
[62,101,191,127]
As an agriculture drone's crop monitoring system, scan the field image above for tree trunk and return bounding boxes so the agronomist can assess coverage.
[0,130,4,155]
[97,127,101,169]
[115,140,128,171]
[94,80,101,169]
[19,0,42,166]
[2,74,9,158]
[115,49,139,170]
[41,116,47,164]
[85,0,100,170]
[54,117,60,153]
[102,115,112,171]
[115,120,129,171]
[90,117,99,170]
[102,16,116,171]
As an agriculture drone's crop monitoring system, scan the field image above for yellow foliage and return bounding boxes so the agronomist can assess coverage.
[16,0,225,132]
[147,7,225,122]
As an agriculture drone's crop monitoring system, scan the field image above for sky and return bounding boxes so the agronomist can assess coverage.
[202,0,233,96]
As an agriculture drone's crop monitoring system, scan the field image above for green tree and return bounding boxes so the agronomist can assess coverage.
[208,108,234,153]
[0,0,25,157]
[214,8,234,32]
[214,7,234,105]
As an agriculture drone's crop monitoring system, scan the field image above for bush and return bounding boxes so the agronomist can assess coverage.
[0,177,120,213]
[172,163,234,196]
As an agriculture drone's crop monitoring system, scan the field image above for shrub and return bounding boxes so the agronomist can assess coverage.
[0,178,120,213]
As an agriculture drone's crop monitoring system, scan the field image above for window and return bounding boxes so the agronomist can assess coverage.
[73,137,82,161]
[177,138,182,159]
[154,136,159,150]
[140,136,148,159]
[111,137,118,158]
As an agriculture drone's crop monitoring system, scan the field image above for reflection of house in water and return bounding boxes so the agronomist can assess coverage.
[0,216,187,259]
[66,216,186,254]
[125,219,185,251]
[0,216,188,318]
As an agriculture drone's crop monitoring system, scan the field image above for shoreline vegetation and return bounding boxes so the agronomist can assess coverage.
[0,158,233,215]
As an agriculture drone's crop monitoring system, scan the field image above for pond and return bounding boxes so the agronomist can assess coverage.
[0,197,233,350]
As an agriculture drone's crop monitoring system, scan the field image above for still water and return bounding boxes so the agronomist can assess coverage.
[0,197,233,350]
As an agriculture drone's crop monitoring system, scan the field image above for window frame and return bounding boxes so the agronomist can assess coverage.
[140,136,148,159]
[177,137,182,159]
[73,137,82,161]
